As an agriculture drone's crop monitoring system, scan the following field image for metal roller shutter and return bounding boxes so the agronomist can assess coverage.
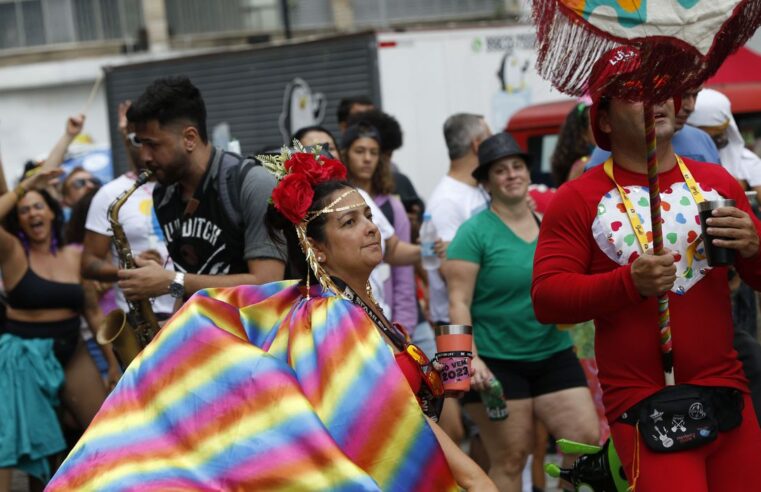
[105,31,380,175]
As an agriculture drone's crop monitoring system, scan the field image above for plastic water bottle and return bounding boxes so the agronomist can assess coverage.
[420,212,440,270]
[480,379,509,421]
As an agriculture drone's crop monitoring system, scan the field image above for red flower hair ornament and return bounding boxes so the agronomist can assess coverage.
[259,142,374,301]
[260,145,347,224]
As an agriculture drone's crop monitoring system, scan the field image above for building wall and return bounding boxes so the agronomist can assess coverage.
[377,25,558,198]
[104,33,380,175]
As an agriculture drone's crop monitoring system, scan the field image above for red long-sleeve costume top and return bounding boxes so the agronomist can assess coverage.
[532,157,761,421]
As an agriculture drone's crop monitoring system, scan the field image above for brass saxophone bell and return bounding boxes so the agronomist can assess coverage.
[98,309,142,369]
[98,169,161,372]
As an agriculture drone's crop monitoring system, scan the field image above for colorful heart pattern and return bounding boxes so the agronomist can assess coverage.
[592,182,722,294]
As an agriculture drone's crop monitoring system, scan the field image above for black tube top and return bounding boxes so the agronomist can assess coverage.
[6,268,84,311]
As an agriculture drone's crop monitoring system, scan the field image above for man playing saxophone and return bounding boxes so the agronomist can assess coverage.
[81,101,176,344]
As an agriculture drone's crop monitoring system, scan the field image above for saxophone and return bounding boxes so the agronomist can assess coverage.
[96,170,160,368]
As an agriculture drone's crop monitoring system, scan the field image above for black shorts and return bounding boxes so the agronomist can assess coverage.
[3,316,81,367]
[463,347,588,402]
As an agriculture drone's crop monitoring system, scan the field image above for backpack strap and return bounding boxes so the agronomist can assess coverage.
[216,149,259,230]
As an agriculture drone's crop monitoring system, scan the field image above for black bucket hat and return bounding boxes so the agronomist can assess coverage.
[472,132,531,181]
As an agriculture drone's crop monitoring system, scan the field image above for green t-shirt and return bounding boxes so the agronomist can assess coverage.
[447,209,572,361]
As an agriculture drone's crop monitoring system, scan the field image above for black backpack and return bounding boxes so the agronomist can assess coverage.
[215,149,260,235]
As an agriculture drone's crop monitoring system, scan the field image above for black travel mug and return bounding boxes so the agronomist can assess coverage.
[698,199,736,267]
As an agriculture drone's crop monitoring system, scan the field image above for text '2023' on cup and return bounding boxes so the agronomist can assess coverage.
[434,324,473,393]
[698,199,736,267]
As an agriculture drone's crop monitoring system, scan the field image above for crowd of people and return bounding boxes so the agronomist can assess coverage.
[1,44,761,491]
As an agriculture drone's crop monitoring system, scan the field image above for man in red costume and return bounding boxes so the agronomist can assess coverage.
[532,47,761,490]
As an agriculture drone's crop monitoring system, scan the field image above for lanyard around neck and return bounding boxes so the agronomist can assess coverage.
[603,155,705,254]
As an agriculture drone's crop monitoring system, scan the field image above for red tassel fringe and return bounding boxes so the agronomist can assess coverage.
[531,0,761,102]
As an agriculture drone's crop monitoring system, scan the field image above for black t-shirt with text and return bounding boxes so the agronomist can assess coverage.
[153,149,246,275]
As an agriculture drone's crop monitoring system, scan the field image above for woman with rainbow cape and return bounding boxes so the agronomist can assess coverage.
[46,145,495,491]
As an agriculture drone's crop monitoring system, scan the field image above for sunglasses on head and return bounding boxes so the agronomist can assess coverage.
[70,177,101,190]
[127,132,143,148]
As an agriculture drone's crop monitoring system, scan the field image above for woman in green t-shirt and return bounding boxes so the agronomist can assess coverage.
[445,132,599,491]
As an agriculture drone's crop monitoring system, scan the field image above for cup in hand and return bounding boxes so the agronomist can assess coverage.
[434,324,473,394]
[698,198,736,267]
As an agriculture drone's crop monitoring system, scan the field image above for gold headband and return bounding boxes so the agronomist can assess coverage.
[304,189,364,223]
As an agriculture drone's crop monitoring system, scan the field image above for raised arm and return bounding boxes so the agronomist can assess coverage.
[40,114,85,171]
[0,155,8,195]
[0,190,25,273]
[117,101,140,171]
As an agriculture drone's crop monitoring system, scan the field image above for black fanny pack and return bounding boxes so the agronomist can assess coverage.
[619,385,743,453]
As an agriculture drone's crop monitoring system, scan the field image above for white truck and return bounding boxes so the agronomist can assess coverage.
[376,25,559,197]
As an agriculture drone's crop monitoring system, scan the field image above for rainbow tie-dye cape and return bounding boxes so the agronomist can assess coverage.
[46,281,457,491]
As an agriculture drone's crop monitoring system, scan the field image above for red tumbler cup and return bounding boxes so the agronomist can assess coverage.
[434,324,473,393]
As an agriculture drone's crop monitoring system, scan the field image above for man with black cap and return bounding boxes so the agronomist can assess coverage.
[532,46,761,490]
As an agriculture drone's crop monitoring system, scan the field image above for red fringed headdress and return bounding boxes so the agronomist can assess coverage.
[532,0,761,102]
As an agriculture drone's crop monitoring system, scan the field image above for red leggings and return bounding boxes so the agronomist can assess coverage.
[610,394,761,491]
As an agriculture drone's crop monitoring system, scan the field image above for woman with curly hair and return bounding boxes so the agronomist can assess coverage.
[550,101,595,187]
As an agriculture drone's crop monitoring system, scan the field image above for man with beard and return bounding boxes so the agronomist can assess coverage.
[82,100,177,322]
[118,77,285,303]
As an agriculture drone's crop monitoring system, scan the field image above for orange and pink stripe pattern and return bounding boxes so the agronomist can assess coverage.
[47,281,457,491]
